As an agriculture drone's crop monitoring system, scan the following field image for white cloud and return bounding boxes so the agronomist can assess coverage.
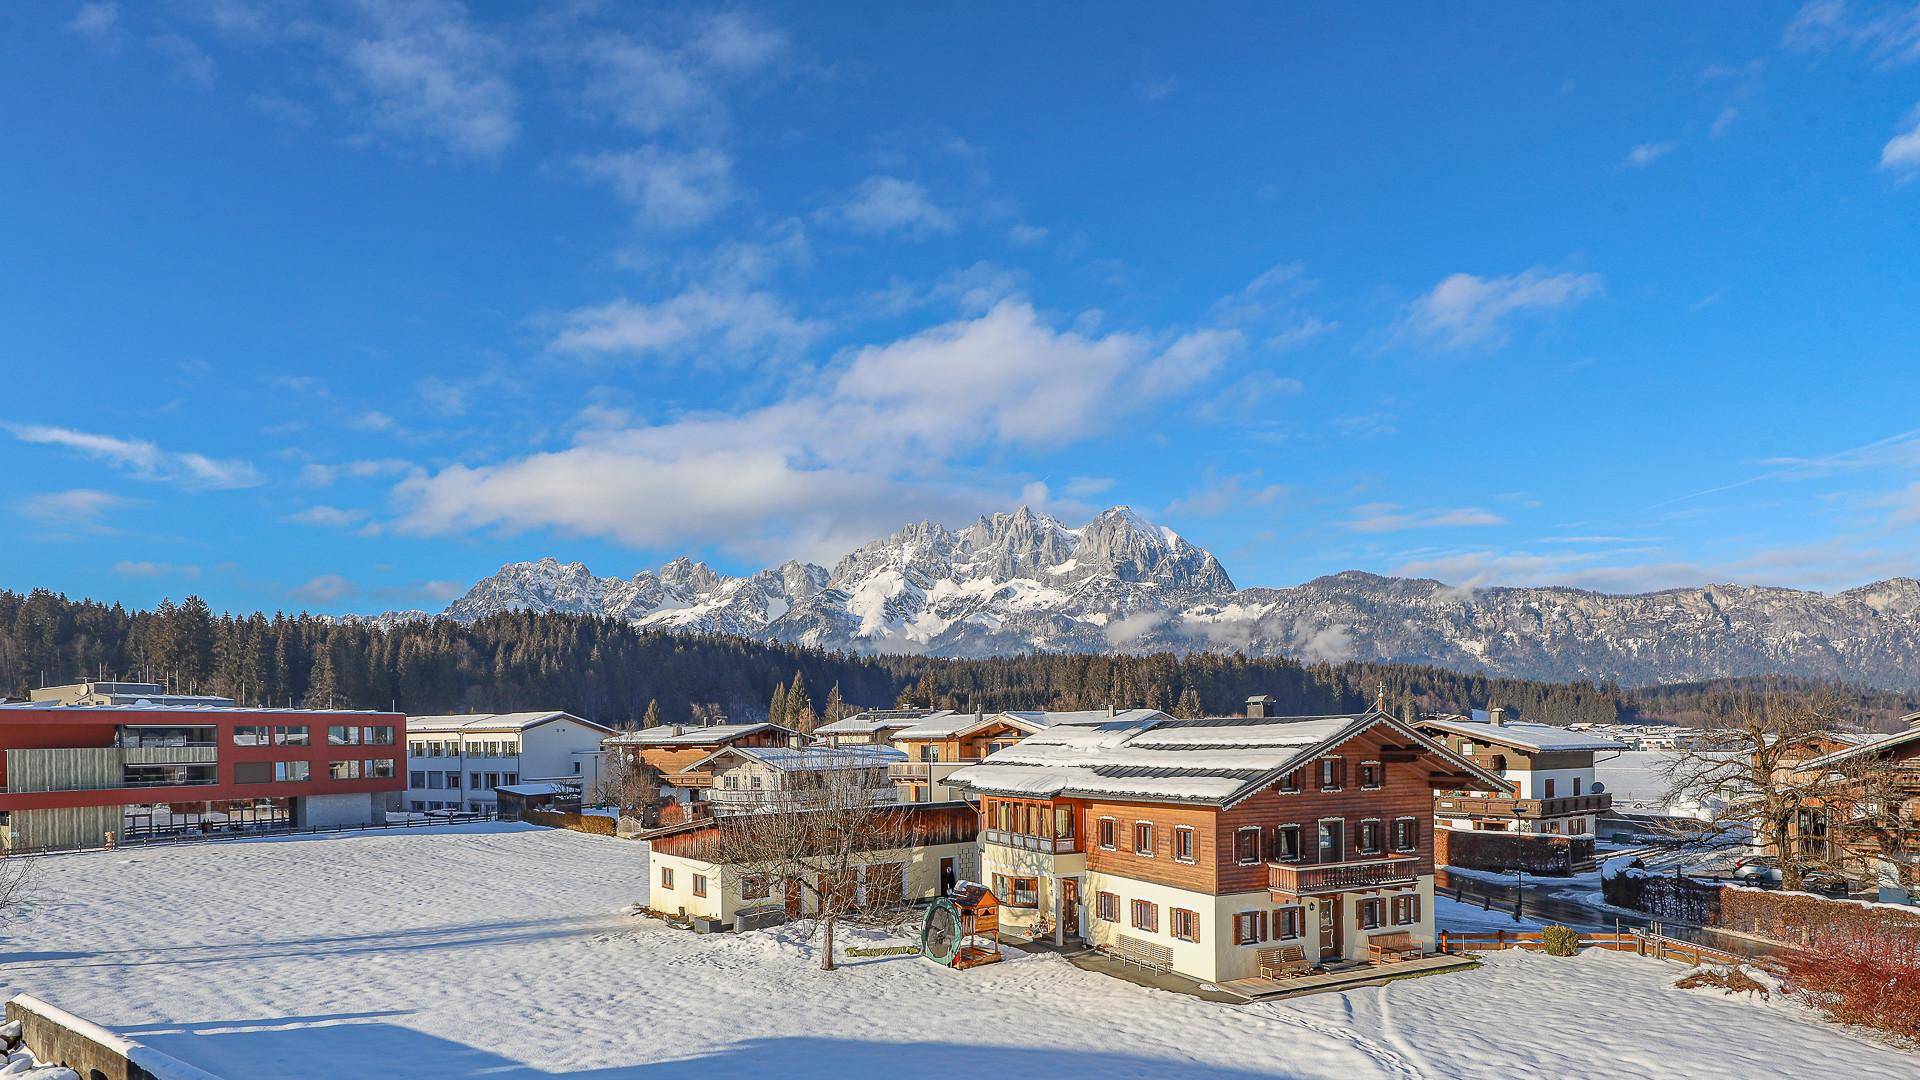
[689,11,787,73]
[352,410,396,431]
[5,423,262,490]
[288,573,359,605]
[1347,503,1507,533]
[149,33,216,89]
[1289,619,1354,662]
[113,560,201,580]
[397,298,1242,560]
[1620,141,1675,169]
[837,176,956,237]
[299,458,412,487]
[1881,104,1920,175]
[1784,1,1920,65]
[1394,537,1918,593]
[332,0,519,159]
[1064,476,1116,498]
[66,2,123,51]
[1267,316,1337,352]
[1008,222,1049,246]
[17,488,132,525]
[1165,473,1288,518]
[1402,268,1603,350]
[1104,610,1169,647]
[373,579,467,605]
[575,146,734,228]
[1711,106,1740,138]
[549,285,824,364]
[288,505,371,529]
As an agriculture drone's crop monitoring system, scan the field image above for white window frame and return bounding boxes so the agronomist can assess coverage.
[1133,820,1154,857]
[1273,904,1305,940]
[1359,759,1383,790]
[1358,817,1384,855]
[1098,816,1117,850]
[1318,756,1344,792]
[1234,825,1262,866]
[1275,823,1303,863]
[1316,816,1345,863]
[1393,816,1419,853]
[1173,825,1197,864]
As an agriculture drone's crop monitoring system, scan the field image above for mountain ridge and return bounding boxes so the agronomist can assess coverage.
[427,505,1920,689]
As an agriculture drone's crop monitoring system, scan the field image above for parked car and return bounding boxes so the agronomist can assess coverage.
[1731,856,1781,886]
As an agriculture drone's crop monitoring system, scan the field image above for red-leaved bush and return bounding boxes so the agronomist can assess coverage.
[1783,925,1920,1042]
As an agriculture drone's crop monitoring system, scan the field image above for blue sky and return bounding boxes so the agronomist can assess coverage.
[5,1,1919,615]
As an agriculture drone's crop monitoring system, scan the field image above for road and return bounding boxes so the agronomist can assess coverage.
[1434,867,1788,960]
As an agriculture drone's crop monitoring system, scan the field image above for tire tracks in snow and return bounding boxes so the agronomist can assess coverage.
[1244,995,1426,1079]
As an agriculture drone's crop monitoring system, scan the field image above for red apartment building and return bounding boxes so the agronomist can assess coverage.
[0,701,406,852]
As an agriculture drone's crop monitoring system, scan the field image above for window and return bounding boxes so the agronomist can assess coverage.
[233,761,273,784]
[1054,806,1074,840]
[1233,911,1266,945]
[276,725,309,746]
[486,772,501,788]
[1234,826,1261,865]
[1174,825,1196,863]
[1392,894,1422,926]
[1358,898,1384,930]
[1358,819,1383,855]
[1359,761,1382,789]
[1275,824,1302,862]
[471,772,483,788]
[1098,817,1117,849]
[1318,757,1345,792]
[327,726,360,746]
[233,725,272,746]
[1171,908,1200,942]
[1276,769,1301,794]
[1130,899,1158,932]
[1544,778,1557,799]
[1317,819,1345,863]
[365,759,395,779]
[426,772,444,789]
[1573,776,1583,796]
[741,876,770,901]
[1273,905,1305,940]
[275,760,310,782]
[1393,817,1419,852]
[1096,891,1119,922]
[410,771,427,788]
[1490,754,1508,772]
[692,874,708,898]
[329,760,362,781]
[992,874,1039,908]
[660,867,674,889]
[1133,821,1153,856]
[363,726,395,745]
[503,773,517,785]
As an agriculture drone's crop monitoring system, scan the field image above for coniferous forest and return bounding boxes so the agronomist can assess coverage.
[1,589,1913,730]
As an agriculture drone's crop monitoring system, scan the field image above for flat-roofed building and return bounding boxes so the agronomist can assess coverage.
[405,711,617,814]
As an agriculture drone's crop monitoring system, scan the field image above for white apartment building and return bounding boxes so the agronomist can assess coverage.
[405,711,616,813]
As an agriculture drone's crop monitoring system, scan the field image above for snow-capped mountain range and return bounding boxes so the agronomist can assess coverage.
[425,505,1920,688]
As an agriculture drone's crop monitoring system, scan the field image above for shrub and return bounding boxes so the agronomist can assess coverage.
[1675,966,1771,999]
[1539,924,1581,957]
[1783,925,1920,1042]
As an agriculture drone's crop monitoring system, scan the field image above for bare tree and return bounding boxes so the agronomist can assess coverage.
[1797,740,1920,894]
[1658,696,1857,890]
[594,754,666,829]
[0,857,37,928]
[696,762,909,971]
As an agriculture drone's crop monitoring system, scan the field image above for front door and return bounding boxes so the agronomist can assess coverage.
[939,857,957,896]
[1060,878,1080,939]
[1320,894,1342,960]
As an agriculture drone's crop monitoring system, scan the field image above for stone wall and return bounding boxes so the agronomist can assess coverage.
[6,994,223,1080]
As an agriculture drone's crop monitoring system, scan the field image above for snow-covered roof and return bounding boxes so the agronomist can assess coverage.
[1798,721,1920,771]
[1417,715,1630,753]
[697,744,905,773]
[0,702,394,716]
[601,722,791,747]
[947,710,1508,806]
[999,708,1168,729]
[496,782,574,797]
[409,711,615,734]
[814,709,952,736]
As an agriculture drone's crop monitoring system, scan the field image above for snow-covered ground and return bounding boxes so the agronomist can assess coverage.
[0,824,1911,1079]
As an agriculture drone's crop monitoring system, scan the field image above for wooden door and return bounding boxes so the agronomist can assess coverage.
[939,857,957,895]
[1320,895,1342,960]
[1060,878,1080,939]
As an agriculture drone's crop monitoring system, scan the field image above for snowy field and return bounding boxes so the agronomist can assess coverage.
[0,823,1912,1080]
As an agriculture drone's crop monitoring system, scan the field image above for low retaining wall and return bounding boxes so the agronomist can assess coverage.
[1436,828,1593,875]
[1603,871,1920,949]
[6,994,224,1080]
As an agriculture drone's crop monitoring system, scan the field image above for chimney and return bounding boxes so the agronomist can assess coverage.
[1107,703,1116,718]
[976,703,985,721]
[1247,694,1273,719]
[1487,707,1506,727]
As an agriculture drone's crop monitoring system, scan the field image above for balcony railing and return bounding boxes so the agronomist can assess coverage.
[1434,793,1612,819]
[982,828,1078,854]
[1268,855,1421,897]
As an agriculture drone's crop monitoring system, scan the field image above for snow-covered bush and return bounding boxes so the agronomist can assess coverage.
[1539,924,1581,957]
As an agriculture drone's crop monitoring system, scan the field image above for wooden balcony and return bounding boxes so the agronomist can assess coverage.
[1433,793,1611,819]
[982,828,1078,854]
[1268,855,1421,898]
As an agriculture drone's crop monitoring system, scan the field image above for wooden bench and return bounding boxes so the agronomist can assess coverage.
[1257,943,1312,979]
[1101,935,1174,973]
[1367,932,1423,963]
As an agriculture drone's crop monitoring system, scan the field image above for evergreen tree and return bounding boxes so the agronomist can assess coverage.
[305,639,339,708]
[769,682,788,727]
[787,671,816,734]
[643,699,663,728]
[824,682,848,724]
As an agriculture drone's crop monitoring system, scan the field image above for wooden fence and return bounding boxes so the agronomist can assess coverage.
[1438,927,1775,972]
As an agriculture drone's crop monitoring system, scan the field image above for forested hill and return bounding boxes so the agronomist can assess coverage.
[2,590,1914,729]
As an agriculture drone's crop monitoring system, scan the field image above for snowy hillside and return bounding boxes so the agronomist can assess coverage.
[428,505,1920,688]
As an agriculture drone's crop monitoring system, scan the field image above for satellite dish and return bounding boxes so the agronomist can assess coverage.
[921,897,963,966]
[1591,782,1606,793]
